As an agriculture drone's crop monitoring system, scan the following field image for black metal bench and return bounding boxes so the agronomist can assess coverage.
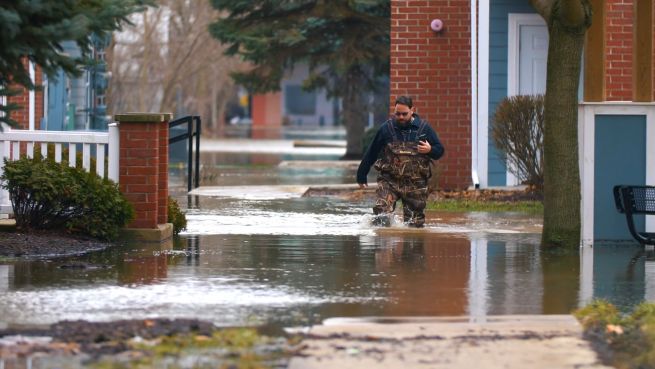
[613,185,655,245]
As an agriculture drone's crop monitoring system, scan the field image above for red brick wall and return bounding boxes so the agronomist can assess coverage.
[7,87,28,129]
[6,64,45,129]
[390,0,471,190]
[605,0,634,101]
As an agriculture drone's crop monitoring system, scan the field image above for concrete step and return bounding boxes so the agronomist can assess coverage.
[287,315,611,369]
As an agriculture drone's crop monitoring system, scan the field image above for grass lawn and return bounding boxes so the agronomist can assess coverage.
[426,198,543,214]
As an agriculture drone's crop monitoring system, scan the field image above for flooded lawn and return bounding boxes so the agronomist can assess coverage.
[0,146,652,331]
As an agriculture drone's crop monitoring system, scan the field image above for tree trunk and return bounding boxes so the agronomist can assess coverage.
[540,2,590,248]
[341,69,368,160]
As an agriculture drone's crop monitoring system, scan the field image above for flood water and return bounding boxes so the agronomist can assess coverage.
[0,140,653,329]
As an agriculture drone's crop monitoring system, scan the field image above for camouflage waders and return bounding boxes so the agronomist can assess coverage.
[373,121,431,227]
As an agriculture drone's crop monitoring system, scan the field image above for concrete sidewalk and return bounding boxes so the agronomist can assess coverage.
[288,315,611,369]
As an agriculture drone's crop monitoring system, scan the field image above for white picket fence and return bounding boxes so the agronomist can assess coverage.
[0,123,120,215]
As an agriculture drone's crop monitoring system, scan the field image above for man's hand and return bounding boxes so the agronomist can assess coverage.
[358,183,368,189]
[417,140,431,154]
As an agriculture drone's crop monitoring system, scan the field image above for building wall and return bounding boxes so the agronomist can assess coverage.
[593,114,646,241]
[488,0,536,186]
[7,63,44,130]
[605,0,634,101]
[390,0,472,190]
[580,0,655,242]
[251,92,282,139]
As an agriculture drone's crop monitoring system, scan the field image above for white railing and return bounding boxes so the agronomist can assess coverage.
[0,123,120,215]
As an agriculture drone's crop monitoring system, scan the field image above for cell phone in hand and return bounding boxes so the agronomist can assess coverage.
[418,133,427,142]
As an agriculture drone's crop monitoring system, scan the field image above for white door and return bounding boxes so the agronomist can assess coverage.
[519,25,548,95]
[507,15,548,186]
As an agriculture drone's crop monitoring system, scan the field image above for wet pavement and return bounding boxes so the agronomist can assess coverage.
[287,316,612,369]
[0,139,653,367]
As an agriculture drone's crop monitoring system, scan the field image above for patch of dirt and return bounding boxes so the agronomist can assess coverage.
[0,319,216,356]
[0,229,113,259]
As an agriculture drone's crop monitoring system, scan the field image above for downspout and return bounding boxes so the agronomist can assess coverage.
[471,0,479,188]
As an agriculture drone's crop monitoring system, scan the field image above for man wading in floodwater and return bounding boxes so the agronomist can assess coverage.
[356,96,444,228]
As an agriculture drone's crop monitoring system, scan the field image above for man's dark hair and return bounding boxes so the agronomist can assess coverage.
[395,96,413,108]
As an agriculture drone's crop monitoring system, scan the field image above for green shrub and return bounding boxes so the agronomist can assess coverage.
[575,300,655,369]
[67,172,135,240]
[34,143,108,178]
[1,156,133,240]
[167,196,187,235]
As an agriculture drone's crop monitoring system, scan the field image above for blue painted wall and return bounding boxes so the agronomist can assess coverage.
[594,115,647,241]
[488,1,536,186]
[46,70,66,131]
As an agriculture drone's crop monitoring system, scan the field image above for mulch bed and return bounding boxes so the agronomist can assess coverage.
[0,229,113,258]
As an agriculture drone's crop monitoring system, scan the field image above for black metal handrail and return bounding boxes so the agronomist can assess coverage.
[169,115,201,192]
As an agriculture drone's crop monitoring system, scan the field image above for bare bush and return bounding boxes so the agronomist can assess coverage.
[491,94,544,191]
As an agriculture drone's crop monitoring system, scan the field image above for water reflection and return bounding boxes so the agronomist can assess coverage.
[591,244,650,311]
[1,232,652,327]
[374,236,470,316]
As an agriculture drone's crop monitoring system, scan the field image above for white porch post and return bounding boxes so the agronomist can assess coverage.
[108,122,120,182]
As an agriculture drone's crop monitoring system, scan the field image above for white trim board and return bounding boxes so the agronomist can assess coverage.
[476,0,490,188]
[471,0,479,188]
[579,102,655,246]
[29,61,35,130]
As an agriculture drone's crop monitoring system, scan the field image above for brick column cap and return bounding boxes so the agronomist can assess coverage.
[114,113,173,123]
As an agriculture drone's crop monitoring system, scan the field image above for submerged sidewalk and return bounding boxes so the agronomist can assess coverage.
[288,315,611,369]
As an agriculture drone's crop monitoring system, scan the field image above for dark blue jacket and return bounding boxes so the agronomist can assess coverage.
[356,114,444,185]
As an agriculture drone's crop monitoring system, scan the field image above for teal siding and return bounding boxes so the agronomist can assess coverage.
[488,0,536,186]
[46,70,66,131]
[594,115,646,241]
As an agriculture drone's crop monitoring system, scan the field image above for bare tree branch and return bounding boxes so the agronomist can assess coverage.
[107,0,244,133]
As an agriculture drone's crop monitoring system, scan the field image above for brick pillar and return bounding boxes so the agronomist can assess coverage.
[114,113,172,229]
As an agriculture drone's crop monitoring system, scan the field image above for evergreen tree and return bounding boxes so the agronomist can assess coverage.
[209,0,390,158]
[0,0,152,126]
